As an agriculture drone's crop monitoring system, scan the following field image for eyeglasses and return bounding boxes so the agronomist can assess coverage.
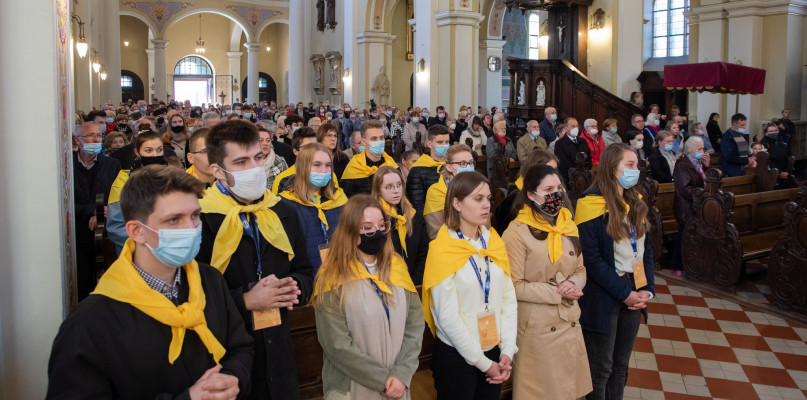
[78,134,103,140]
[382,182,403,191]
[360,221,391,237]
[449,160,476,168]
[189,148,207,154]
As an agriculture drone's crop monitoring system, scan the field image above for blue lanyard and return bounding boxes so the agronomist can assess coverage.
[218,182,263,279]
[362,263,389,323]
[456,230,491,307]
[629,223,638,254]
[313,197,330,242]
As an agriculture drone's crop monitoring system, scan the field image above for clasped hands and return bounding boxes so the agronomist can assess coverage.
[244,274,301,311]
[624,290,652,310]
[484,355,512,385]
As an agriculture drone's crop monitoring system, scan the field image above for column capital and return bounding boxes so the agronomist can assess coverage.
[226,51,244,58]
[150,39,169,49]
[355,31,396,45]
[688,0,807,23]
[481,39,507,50]
[407,18,416,31]
[434,10,484,28]
[145,49,156,56]
[244,42,262,52]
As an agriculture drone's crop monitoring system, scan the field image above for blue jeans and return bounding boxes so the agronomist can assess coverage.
[583,298,641,400]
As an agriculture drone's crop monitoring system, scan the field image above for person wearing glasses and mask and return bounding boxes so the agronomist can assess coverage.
[372,166,428,285]
[73,122,122,300]
[318,123,350,179]
[313,195,423,400]
[502,164,591,399]
[423,171,518,400]
[197,120,314,400]
[423,144,477,240]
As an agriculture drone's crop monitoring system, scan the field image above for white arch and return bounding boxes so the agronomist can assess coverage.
[255,19,289,39]
[229,25,244,52]
[173,53,217,76]
[119,10,158,36]
[163,8,253,42]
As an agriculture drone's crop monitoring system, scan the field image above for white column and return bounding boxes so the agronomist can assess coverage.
[355,32,395,107]
[435,11,484,114]
[412,0,438,109]
[245,43,261,105]
[614,0,643,99]
[101,0,121,104]
[694,10,726,128]
[146,48,155,102]
[288,0,304,103]
[480,39,506,113]
[727,13,763,127]
[151,39,168,102]
[0,0,70,398]
[342,0,355,105]
[227,51,242,105]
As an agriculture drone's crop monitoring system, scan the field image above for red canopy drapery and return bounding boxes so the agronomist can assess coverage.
[663,62,766,95]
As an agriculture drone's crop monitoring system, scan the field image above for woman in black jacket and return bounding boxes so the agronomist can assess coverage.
[371,166,428,284]
[648,131,676,183]
[706,112,722,153]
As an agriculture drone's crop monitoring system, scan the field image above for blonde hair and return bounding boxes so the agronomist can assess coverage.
[371,166,414,235]
[290,143,335,203]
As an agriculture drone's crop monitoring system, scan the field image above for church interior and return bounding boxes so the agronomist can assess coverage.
[1,0,807,399]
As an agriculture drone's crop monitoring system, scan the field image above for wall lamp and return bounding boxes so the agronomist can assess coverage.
[590,8,605,31]
[71,14,88,58]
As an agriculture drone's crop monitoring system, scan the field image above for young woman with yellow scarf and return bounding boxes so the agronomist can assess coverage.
[423,144,476,240]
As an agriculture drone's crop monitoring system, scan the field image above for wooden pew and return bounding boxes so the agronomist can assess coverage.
[567,152,593,204]
[767,183,807,313]
[636,160,664,265]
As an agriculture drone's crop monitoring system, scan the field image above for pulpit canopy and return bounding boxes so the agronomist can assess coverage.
[663,62,766,95]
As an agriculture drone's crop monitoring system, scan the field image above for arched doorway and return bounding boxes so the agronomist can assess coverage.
[121,70,145,102]
[173,55,214,106]
[242,72,277,104]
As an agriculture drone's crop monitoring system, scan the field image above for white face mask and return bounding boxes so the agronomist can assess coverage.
[736,128,746,134]
[220,166,267,201]
[449,123,456,130]
[634,141,644,149]
[568,128,579,138]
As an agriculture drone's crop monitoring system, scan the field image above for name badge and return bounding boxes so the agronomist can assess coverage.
[477,310,499,348]
[253,308,281,330]
[318,243,330,266]
[632,261,648,289]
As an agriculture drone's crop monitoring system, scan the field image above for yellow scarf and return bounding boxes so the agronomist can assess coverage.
[92,240,226,364]
[380,198,415,257]
[515,176,523,190]
[108,169,131,204]
[514,206,578,264]
[424,176,448,215]
[199,186,294,273]
[186,165,199,180]
[422,226,510,336]
[411,154,445,173]
[280,188,348,230]
[272,165,341,194]
[340,150,399,180]
[313,255,416,303]
[574,194,638,225]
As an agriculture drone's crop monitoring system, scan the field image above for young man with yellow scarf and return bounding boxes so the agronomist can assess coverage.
[197,120,314,400]
[47,165,254,399]
[340,119,399,197]
[406,125,451,214]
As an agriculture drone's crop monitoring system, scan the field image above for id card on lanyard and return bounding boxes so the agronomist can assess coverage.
[629,223,647,289]
[456,230,499,348]
[314,197,331,265]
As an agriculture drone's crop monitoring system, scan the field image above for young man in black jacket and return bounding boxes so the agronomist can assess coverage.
[48,165,254,399]
[406,125,451,213]
[198,120,314,400]
[340,120,399,196]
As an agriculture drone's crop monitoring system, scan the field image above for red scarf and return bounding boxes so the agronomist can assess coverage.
[495,132,506,144]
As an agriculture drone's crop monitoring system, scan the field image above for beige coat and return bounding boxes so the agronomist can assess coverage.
[502,220,592,400]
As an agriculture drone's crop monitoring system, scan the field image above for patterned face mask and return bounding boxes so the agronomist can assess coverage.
[535,190,564,216]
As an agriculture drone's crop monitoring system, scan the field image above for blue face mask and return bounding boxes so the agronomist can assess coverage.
[610,127,618,134]
[358,145,366,154]
[368,140,385,156]
[618,168,640,189]
[550,114,557,121]
[455,164,476,175]
[434,144,449,157]
[105,117,114,124]
[664,144,674,152]
[140,107,147,113]
[243,113,252,119]
[530,130,540,139]
[83,142,103,156]
[694,151,704,160]
[234,110,242,115]
[140,223,202,268]
[291,126,300,134]
[309,171,332,187]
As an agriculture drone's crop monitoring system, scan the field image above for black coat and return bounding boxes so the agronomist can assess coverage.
[761,136,790,173]
[198,199,314,400]
[47,264,254,399]
[648,150,674,184]
[341,156,389,197]
[706,121,722,152]
[272,138,295,167]
[673,156,706,222]
[391,212,429,285]
[406,165,442,214]
[453,120,469,144]
[73,152,121,247]
[553,135,592,185]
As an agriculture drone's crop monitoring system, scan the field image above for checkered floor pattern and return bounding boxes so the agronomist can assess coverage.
[624,275,807,400]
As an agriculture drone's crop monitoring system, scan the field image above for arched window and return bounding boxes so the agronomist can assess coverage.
[121,75,133,88]
[259,77,268,89]
[174,56,213,76]
[528,11,541,60]
[652,0,689,58]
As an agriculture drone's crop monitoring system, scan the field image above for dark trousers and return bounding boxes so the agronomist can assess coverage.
[432,338,502,400]
[584,299,641,400]
[673,220,685,271]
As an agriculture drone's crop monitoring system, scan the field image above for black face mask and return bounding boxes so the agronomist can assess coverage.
[358,231,387,255]
[140,155,167,166]
[170,125,185,133]
[157,117,165,125]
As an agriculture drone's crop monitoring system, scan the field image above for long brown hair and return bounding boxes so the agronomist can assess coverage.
[445,171,490,230]
[290,142,336,203]
[313,194,397,311]
[518,148,559,178]
[371,166,414,235]
[592,144,649,240]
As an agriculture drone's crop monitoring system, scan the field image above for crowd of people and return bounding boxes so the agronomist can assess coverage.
[51,95,796,400]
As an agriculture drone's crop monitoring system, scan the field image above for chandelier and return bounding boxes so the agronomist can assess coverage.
[195,14,205,54]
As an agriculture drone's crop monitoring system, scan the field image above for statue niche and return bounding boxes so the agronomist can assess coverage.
[371,66,391,107]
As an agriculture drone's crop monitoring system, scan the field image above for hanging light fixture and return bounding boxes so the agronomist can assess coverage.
[195,14,205,54]
[91,50,101,73]
[266,45,271,52]
[100,68,107,80]
[123,16,130,46]
[71,14,88,58]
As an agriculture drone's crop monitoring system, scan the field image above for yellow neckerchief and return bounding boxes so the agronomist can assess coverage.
[279,188,347,230]
[515,176,523,190]
[380,198,416,257]
[199,186,294,273]
[574,194,640,225]
[411,153,445,173]
[313,255,416,303]
[514,206,578,264]
[340,150,399,180]
[424,176,448,215]
[108,169,131,204]
[92,239,226,364]
[271,164,341,194]
[422,226,510,336]
[186,165,199,180]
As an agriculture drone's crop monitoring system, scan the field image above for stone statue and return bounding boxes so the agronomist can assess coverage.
[517,80,526,105]
[329,64,337,86]
[326,0,337,29]
[314,65,322,88]
[316,0,325,31]
[536,81,545,106]
[371,66,391,106]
